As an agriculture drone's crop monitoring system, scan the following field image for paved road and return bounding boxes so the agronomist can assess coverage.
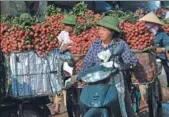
[54,103,169,117]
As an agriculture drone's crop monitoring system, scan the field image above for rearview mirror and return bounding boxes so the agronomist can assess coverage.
[112,45,124,56]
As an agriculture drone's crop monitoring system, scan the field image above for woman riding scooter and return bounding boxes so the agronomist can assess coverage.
[139,12,169,87]
[77,15,138,117]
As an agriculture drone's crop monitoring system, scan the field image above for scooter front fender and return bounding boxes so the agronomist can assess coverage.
[80,84,118,108]
[84,108,109,117]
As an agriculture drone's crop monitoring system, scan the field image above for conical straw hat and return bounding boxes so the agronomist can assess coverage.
[139,12,163,25]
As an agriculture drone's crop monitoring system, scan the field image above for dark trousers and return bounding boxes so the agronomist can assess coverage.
[161,59,169,85]
[125,87,137,117]
[66,87,74,117]
[124,71,136,117]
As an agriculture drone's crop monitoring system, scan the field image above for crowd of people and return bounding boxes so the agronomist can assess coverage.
[156,7,169,19]
[134,7,169,20]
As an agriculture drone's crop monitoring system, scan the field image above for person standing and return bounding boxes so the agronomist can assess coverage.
[54,15,77,115]
[140,12,169,87]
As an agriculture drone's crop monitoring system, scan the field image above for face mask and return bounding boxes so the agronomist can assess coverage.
[149,28,157,35]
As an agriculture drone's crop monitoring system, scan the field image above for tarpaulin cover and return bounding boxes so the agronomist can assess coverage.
[7,49,69,98]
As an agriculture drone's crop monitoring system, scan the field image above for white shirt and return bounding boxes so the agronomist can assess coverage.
[57,31,72,44]
[165,11,169,19]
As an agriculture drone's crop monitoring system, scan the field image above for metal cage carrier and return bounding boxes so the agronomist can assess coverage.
[5,48,67,99]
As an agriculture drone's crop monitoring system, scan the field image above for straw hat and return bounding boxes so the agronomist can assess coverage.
[139,12,163,25]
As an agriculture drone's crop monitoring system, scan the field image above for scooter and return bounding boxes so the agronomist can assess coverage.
[78,45,125,117]
[147,46,169,117]
[129,46,164,117]
[59,53,81,117]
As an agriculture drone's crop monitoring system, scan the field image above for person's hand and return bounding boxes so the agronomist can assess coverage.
[148,45,154,51]
[148,45,156,52]
[156,48,164,53]
[148,46,157,55]
[77,81,85,88]
[165,46,169,61]
[64,75,78,89]
[60,43,72,52]
[71,75,78,83]
[97,50,111,63]
[119,63,132,71]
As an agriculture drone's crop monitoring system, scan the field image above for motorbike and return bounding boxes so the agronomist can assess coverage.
[59,52,81,117]
[147,46,169,117]
[129,46,166,117]
[78,45,126,117]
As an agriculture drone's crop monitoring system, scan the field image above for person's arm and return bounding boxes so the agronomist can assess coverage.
[68,44,95,83]
[78,44,95,75]
[162,32,169,47]
[121,42,138,68]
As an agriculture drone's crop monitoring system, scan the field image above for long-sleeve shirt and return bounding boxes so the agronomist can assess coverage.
[79,39,138,74]
[154,31,169,60]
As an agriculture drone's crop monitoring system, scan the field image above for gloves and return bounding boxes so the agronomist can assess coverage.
[98,50,112,63]
[119,63,132,71]
[101,61,113,68]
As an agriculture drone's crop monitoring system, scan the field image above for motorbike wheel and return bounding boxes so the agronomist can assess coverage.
[84,108,109,117]
[73,88,82,117]
[66,86,81,117]
[148,78,162,117]
[22,109,43,117]
[1,108,44,117]
[1,110,17,117]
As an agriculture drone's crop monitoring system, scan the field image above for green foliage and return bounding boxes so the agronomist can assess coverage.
[44,5,62,17]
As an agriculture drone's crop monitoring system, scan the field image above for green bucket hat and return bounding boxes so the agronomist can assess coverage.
[97,16,120,33]
[62,15,77,25]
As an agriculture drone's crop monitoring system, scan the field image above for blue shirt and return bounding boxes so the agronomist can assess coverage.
[79,39,138,74]
[154,31,169,60]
